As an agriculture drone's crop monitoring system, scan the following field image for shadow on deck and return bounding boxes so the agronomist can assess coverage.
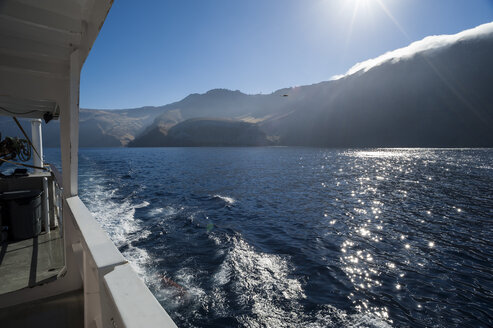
[0,227,83,327]
[0,227,65,294]
[0,289,83,328]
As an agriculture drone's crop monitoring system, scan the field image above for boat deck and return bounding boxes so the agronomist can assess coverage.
[0,228,65,294]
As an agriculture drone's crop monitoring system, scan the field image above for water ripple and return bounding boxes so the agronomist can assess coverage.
[42,147,493,328]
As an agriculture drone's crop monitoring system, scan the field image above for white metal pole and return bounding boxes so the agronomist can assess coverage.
[50,179,58,228]
[30,119,43,172]
[42,177,50,233]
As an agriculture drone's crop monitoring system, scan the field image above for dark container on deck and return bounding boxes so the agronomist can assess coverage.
[0,190,42,241]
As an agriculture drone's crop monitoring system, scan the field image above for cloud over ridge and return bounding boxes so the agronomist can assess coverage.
[334,21,493,79]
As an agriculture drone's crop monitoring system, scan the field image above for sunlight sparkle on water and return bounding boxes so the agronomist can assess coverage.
[352,150,414,158]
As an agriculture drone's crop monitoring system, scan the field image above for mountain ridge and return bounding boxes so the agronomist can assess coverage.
[1,22,492,147]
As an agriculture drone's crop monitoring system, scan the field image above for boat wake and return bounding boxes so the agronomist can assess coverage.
[79,177,152,278]
[212,235,391,328]
[150,229,391,328]
[75,159,396,328]
[81,177,391,327]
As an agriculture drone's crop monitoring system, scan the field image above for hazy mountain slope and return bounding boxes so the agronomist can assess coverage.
[145,89,286,129]
[261,23,493,147]
[128,118,271,147]
[0,118,30,142]
[0,117,122,148]
[0,89,283,147]
[78,107,164,146]
[0,105,167,147]
[131,88,289,144]
[133,23,493,147]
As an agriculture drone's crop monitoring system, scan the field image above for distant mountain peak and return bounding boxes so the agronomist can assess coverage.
[205,88,244,95]
[179,89,245,104]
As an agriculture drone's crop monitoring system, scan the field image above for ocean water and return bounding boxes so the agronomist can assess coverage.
[43,147,492,327]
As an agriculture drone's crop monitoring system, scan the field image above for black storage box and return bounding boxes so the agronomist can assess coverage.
[0,190,42,241]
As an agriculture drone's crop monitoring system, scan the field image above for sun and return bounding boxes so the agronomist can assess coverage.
[345,0,408,39]
[356,0,376,6]
[344,0,379,45]
[352,0,392,16]
[354,0,378,11]
[348,0,379,24]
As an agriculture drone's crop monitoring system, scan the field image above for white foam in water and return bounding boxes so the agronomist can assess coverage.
[135,201,150,208]
[149,206,178,217]
[212,235,391,328]
[214,194,236,205]
[175,267,207,299]
[80,181,152,280]
[163,206,178,216]
[152,266,209,312]
[217,235,306,326]
[149,207,164,216]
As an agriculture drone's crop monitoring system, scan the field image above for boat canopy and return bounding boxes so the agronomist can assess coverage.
[0,0,113,119]
[0,95,60,119]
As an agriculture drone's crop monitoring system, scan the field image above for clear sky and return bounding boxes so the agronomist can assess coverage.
[80,0,493,109]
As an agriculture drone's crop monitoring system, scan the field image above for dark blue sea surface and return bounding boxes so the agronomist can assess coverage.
[45,148,492,327]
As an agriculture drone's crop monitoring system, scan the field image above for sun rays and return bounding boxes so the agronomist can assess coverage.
[345,0,409,44]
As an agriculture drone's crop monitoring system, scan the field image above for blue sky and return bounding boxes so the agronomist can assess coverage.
[81,0,493,109]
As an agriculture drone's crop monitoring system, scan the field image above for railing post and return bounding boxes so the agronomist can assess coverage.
[60,49,80,198]
[58,48,84,299]
[83,251,103,328]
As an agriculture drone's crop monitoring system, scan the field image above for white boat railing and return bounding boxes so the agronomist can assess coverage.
[65,196,177,328]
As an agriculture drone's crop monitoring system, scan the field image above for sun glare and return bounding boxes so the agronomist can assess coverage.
[356,0,375,8]
[342,0,408,45]
[344,0,379,47]
[350,0,387,21]
[350,0,379,14]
